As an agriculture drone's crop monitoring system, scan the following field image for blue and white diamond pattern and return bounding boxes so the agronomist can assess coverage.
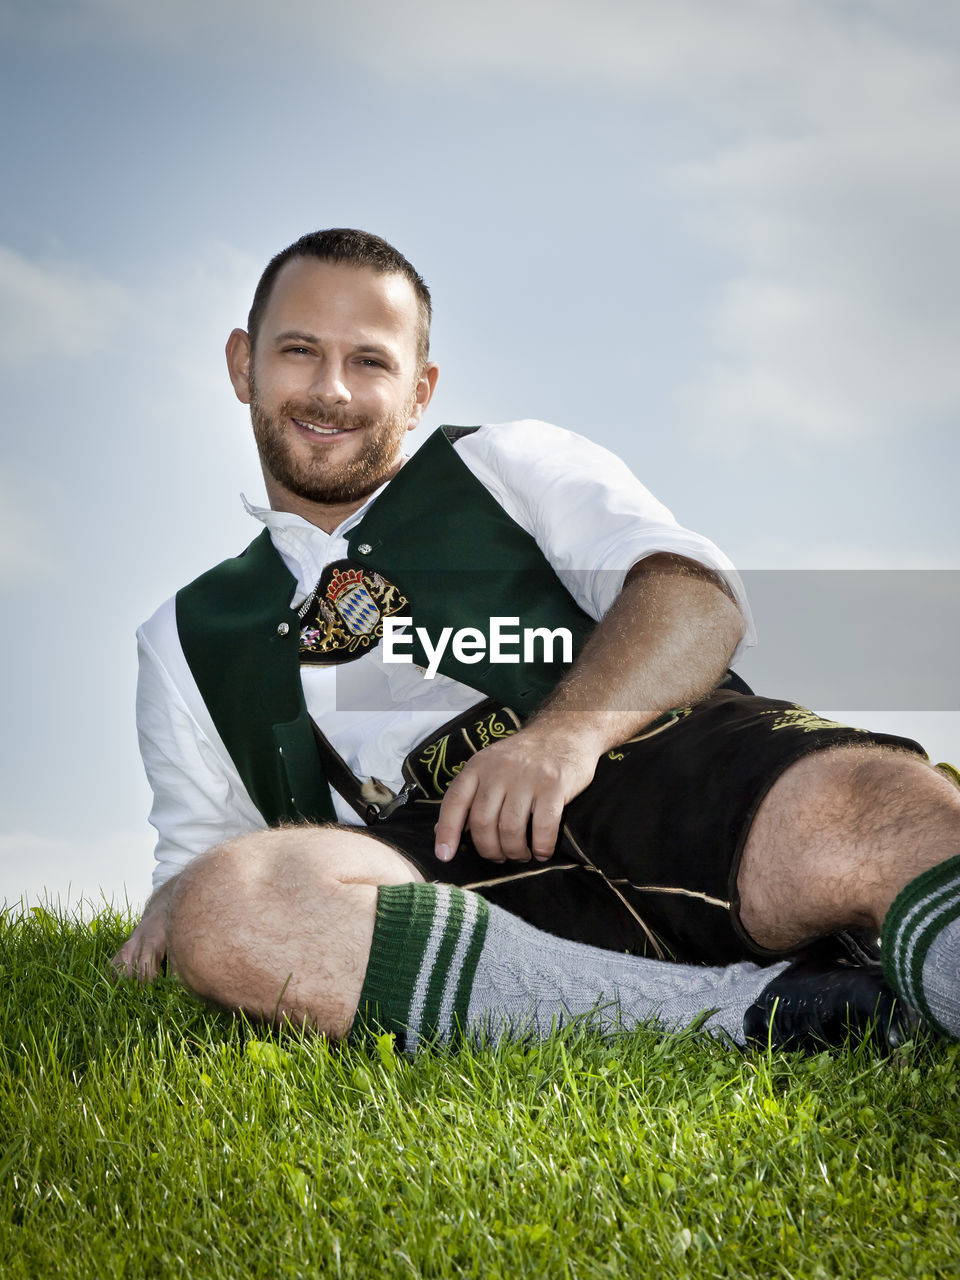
[335,581,381,635]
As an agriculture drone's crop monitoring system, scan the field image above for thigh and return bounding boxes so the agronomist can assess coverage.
[737,741,960,952]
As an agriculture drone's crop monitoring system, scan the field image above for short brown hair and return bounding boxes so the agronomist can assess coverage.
[247,228,432,367]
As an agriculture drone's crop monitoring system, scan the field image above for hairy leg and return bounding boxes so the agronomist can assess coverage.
[737,745,960,952]
[166,824,424,1037]
[165,818,913,1052]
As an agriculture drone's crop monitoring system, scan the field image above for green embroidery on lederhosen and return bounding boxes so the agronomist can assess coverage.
[404,706,522,799]
[471,706,519,751]
[416,733,463,797]
[767,706,868,734]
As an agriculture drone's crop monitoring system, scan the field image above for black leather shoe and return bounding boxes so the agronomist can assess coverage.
[743,958,919,1053]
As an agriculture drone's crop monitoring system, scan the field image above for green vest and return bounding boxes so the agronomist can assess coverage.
[176,426,596,826]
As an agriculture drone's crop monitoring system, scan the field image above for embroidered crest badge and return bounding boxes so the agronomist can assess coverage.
[328,567,379,636]
[299,559,409,664]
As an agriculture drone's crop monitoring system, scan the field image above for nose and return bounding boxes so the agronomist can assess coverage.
[308,360,351,406]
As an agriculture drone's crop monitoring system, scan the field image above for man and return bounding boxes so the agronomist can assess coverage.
[113,229,960,1052]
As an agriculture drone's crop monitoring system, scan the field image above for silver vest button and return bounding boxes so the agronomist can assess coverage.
[356,543,373,555]
[277,622,290,636]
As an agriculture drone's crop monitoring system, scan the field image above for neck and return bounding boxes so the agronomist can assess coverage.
[262,456,405,533]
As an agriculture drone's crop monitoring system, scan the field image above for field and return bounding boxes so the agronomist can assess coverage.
[2,905,959,1279]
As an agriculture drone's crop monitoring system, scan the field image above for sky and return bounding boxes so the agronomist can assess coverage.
[1,0,958,914]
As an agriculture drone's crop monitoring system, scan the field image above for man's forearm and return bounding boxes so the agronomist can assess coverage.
[528,554,745,754]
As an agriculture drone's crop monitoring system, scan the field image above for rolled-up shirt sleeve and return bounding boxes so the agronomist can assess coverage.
[455,421,756,660]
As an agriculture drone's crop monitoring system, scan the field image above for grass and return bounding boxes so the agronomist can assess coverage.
[2,905,960,1278]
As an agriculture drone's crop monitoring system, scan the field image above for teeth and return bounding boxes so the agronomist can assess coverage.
[295,419,341,435]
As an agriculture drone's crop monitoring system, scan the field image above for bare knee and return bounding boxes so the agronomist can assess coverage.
[167,824,422,1036]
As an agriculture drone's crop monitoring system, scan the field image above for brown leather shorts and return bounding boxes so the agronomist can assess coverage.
[370,690,926,965]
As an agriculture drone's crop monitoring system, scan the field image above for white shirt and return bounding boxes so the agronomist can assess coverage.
[137,421,755,889]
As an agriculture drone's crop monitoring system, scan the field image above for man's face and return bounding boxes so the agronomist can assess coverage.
[227,258,436,518]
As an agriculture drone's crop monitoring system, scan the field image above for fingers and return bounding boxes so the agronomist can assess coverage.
[468,785,530,863]
[135,946,164,983]
[433,731,596,865]
[435,767,529,863]
[530,795,565,863]
[435,767,565,864]
[495,790,536,862]
[435,763,534,863]
[110,934,165,984]
[434,768,479,863]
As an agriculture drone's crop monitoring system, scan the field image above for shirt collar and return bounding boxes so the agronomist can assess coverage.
[240,486,387,605]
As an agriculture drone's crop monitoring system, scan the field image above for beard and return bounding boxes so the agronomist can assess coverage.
[249,378,416,507]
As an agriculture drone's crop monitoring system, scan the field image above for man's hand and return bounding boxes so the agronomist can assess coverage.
[110,878,177,983]
[433,553,745,866]
[434,724,602,863]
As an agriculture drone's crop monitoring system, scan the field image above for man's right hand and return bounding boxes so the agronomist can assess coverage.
[110,878,176,982]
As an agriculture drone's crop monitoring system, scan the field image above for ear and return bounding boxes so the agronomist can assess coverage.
[406,362,440,431]
[225,328,252,405]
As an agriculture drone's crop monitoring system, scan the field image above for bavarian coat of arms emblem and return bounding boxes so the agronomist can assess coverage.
[299,559,409,664]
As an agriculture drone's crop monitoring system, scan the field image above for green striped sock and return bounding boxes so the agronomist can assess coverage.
[882,853,960,1038]
[352,882,787,1051]
[355,883,489,1050]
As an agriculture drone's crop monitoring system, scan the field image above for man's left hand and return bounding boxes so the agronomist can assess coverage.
[109,877,177,983]
[433,724,600,864]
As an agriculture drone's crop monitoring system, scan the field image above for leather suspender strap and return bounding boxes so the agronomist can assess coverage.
[308,722,386,822]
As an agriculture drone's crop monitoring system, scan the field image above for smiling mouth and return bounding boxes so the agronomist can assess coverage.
[292,418,353,436]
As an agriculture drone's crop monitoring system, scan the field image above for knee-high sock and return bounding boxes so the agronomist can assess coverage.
[353,882,788,1050]
[882,853,960,1038]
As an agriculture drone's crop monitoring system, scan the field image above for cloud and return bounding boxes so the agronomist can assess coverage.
[0,237,262,590]
[6,2,959,461]
[0,236,257,400]
[143,241,261,391]
[0,828,154,918]
[677,271,960,450]
[0,238,253,371]
[6,0,955,92]
[667,19,960,448]
[0,247,130,368]
[0,463,59,582]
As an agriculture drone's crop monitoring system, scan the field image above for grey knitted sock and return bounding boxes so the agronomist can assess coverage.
[882,853,960,1038]
[354,882,788,1050]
